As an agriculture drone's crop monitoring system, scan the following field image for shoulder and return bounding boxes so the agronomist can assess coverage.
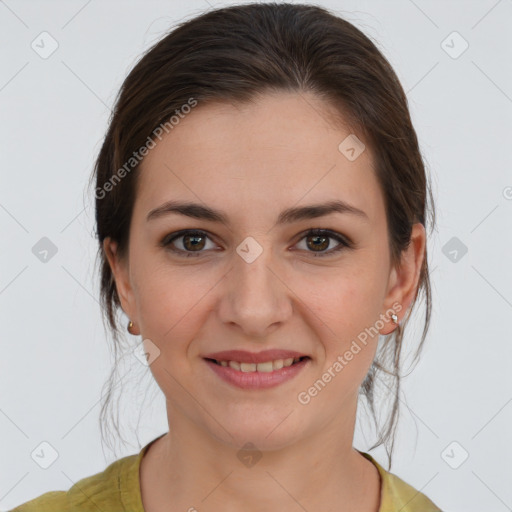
[9,453,139,512]
[382,471,442,511]
[358,451,443,512]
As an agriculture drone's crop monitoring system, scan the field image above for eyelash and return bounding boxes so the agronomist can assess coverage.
[160,229,352,258]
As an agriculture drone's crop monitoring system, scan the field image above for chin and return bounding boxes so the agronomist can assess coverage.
[209,413,303,452]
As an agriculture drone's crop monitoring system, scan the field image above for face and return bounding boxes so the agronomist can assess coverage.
[105,91,425,451]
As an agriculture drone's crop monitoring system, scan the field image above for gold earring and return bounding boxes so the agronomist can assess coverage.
[127,320,136,334]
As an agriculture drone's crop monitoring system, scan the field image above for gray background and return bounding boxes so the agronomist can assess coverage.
[1,1,511,511]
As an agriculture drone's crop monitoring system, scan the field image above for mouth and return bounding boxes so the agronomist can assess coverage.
[203,355,311,390]
[204,356,310,373]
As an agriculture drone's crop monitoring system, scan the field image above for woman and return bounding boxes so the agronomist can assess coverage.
[12,3,441,511]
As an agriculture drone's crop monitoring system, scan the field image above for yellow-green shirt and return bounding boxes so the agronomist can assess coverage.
[10,436,442,511]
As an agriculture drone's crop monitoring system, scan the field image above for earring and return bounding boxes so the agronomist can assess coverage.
[391,313,398,325]
[127,320,136,334]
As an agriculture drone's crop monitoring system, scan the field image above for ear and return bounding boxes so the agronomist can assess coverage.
[103,237,140,335]
[380,223,426,335]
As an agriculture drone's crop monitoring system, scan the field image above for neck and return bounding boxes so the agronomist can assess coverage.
[140,403,381,512]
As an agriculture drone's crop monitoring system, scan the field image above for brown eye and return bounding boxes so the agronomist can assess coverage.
[306,233,330,252]
[295,229,351,257]
[162,230,216,257]
[182,233,206,251]
[162,228,351,259]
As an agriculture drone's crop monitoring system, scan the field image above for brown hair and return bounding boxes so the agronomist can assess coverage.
[88,2,436,469]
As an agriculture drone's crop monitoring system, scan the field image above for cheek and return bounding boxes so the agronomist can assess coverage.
[134,273,205,393]
[294,268,383,391]
[134,262,213,347]
[304,280,381,393]
[296,268,383,341]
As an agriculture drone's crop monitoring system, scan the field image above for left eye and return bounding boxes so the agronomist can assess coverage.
[294,229,349,256]
[162,229,351,258]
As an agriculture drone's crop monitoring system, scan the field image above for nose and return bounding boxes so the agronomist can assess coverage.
[217,241,293,339]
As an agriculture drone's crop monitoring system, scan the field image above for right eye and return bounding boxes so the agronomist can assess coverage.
[161,229,218,257]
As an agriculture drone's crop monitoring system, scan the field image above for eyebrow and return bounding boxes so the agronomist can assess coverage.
[146,199,369,226]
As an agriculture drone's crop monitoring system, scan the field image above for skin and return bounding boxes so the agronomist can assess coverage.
[104,91,426,512]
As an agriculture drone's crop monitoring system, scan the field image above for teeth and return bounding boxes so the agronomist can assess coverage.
[217,357,305,372]
[256,361,273,373]
[273,359,284,370]
[229,360,241,370]
[240,362,256,372]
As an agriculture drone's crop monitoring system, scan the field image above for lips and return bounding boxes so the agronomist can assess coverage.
[204,352,310,389]
[202,349,309,364]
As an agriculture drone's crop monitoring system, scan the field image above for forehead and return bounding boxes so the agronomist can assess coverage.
[135,92,383,225]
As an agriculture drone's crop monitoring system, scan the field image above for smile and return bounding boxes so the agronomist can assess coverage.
[204,356,311,389]
[207,356,308,372]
